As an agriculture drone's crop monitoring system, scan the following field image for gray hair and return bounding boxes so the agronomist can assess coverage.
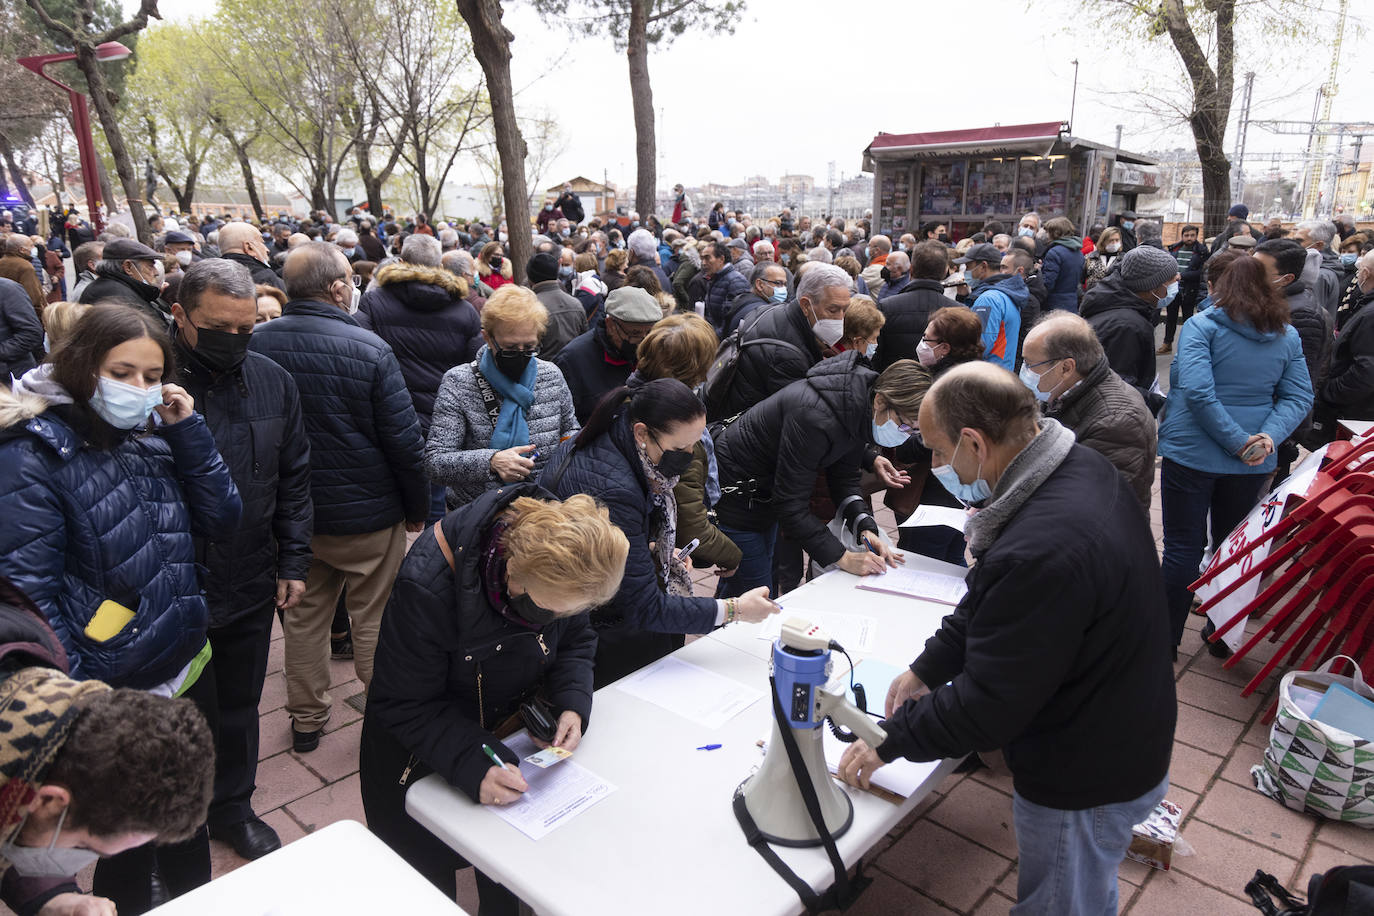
[284,242,349,300]
[401,233,442,267]
[1136,221,1162,244]
[442,249,474,277]
[99,223,133,240]
[796,262,852,305]
[627,228,659,263]
[806,245,833,264]
[680,243,701,269]
[1296,220,1336,247]
[885,250,910,276]
[335,227,359,247]
[179,258,256,312]
[751,260,783,284]
[1032,312,1105,373]
[438,228,458,248]
[753,240,775,260]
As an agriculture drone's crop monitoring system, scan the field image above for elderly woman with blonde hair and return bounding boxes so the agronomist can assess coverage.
[425,285,578,508]
[362,482,629,911]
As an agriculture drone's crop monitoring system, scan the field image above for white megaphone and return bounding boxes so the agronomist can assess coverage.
[735,617,887,845]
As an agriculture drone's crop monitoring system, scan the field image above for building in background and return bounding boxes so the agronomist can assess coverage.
[546,177,616,218]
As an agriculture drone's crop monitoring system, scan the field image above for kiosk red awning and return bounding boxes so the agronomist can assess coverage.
[865,122,1066,164]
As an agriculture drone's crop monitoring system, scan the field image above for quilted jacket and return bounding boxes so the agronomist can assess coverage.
[0,385,241,687]
[248,298,429,535]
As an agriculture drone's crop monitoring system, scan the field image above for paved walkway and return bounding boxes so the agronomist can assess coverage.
[29,462,1367,915]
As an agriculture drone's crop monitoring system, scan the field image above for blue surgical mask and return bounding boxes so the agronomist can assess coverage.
[770,285,787,303]
[872,417,908,447]
[1019,362,1053,403]
[1122,220,1135,231]
[1158,280,1179,309]
[1018,227,1034,238]
[90,376,162,429]
[1341,253,1358,268]
[864,246,871,259]
[931,438,993,507]
[865,341,878,359]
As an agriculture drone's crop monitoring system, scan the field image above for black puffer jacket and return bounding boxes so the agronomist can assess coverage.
[248,299,428,535]
[540,410,717,684]
[176,343,313,626]
[1080,270,1161,411]
[714,351,880,567]
[704,263,750,335]
[0,278,41,381]
[552,318,634,424]
[723,291,770,337]
[357,262,483,433]
[221,252,285,292]
[1281,278,1334,400]
[364,483,597,801]
[711,302,823,420]
[874,278,944,371]
[1044,358,1157,510]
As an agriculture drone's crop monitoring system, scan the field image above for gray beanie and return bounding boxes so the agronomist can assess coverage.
[1118,245,1178,292]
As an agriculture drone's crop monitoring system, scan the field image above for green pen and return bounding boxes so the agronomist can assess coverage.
[481,743,509,770]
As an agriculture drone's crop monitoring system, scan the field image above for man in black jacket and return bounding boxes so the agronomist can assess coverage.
[840,363,1175,915]
[874,240,947,371]
[217,222,286,292]
[77,238,172,326]
[711,262,852,420]
[0,277,42,383]
[1316,255,1374,431]
[1080,244,1177,413]
[554,286,660,423]
[171,260,313,860]
[1160,225,1209,353]
[723,261,787,336]
[249,243,428,755]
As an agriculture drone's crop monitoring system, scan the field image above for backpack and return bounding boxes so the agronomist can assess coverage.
[1247,866,1374,915]
[700,305,804,421]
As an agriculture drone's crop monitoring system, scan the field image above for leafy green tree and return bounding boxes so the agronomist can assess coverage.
[535,0,745,218]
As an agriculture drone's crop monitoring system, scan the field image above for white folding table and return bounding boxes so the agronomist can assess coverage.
[147,819,470,915]
[406,552,967,916]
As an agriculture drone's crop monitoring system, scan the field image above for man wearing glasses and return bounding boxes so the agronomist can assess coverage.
[554,286,662,423]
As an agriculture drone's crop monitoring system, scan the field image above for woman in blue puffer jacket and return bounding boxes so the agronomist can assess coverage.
[1157,253,1312,658]
[1040,217,1086,313]
[0,303,240,913]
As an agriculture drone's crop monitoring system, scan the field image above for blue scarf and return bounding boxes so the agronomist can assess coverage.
[478,345,537,450]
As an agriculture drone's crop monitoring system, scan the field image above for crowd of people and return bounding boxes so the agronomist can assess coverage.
[0,186,1370,915]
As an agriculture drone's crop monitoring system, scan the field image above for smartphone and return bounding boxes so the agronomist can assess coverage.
[84,599,135,642]
[1240,441,1267,462]
[675,538,700,562]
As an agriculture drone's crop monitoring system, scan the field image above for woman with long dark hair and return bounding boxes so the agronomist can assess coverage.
[0,304,241,913]
[539,378,777,684]
[1158,253,1313,656]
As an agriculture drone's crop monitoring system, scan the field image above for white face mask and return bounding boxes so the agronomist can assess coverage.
[1,809,102,877]
[1104,243,1121,254]
[174,250,193,267]
[807,303,844,346]
[916,340,940,367]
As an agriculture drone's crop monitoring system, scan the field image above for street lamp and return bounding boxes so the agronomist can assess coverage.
[17,41,132,234]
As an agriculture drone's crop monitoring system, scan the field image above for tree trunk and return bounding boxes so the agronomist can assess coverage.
[94,156,116,219]
[213,120,265,221]
[0,133,36,208]
[78,47,150,242]
[626,0,655,220]
[1163,0,1234,236]
[456,0,529,286]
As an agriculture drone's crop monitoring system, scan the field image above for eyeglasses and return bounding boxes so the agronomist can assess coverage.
[1023,356,1065,370]
[494,345,539,358]
[761,277,786,287]
[920,337,943,346]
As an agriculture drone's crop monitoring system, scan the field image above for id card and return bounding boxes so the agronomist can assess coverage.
[524,746,572,768]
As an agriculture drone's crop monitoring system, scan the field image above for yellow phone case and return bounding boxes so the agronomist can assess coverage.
[84,600,135,642]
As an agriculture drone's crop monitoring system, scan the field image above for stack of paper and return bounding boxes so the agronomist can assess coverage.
[856,567,967,605]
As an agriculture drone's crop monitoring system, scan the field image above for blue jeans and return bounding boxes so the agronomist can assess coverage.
[1159,459,1268,646]
[715,523,777,599]
[1012,776,1168,915]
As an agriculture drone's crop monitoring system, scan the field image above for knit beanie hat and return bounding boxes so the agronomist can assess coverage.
[1228,204,1250,219]
[1119,246,1178,292]
[526,252,560,283]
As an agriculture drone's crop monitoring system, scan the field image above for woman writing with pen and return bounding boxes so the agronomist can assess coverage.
[361,483,629,914]
[425,285,579,510]
[540,378,780,686]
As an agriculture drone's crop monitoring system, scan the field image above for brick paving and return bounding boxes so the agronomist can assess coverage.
[21,449,1368,913]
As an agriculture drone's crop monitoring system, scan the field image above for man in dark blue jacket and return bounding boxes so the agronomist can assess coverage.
[249,243,428,755]
[171,260,313,860]
[840,363,1175,916]
[701,241,749,335]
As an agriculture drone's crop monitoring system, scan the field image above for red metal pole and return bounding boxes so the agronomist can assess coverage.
[68,92,105,235]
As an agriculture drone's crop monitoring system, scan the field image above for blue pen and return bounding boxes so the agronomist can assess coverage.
[696,744,722,751]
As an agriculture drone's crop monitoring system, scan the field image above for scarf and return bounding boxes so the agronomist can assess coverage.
[636,441,693,597]
[480,516,541,632]
[477,344,537,451]
[964,418,1076,558]
[0,669,109,856]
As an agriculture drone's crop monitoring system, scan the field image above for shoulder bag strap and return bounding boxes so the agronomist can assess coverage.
[432,522,457,572]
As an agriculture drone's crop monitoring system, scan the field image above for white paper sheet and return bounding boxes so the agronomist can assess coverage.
[613,656,763,729]
[856,567,967,605]
[490,733,617,841]
[753,611,877,654]
[821,657,941,798]
[896,505,969,532]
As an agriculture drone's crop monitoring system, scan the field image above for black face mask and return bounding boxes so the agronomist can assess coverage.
[190,324,251,372]
[654,444,694,479]
[879,267,891,282]
[509,591,558,628]
[492,348,535,381]
[938,233,950,244]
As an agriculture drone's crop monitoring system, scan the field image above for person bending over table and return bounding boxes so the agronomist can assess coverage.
[361,484,628,914]
[540,378,779,685]
[838,363,1175,916]
[711,351,925,597]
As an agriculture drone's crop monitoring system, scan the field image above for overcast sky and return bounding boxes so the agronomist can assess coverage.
[128,0,1373,193]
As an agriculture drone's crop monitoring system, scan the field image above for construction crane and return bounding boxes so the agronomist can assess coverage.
[1299,0,1349,218]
